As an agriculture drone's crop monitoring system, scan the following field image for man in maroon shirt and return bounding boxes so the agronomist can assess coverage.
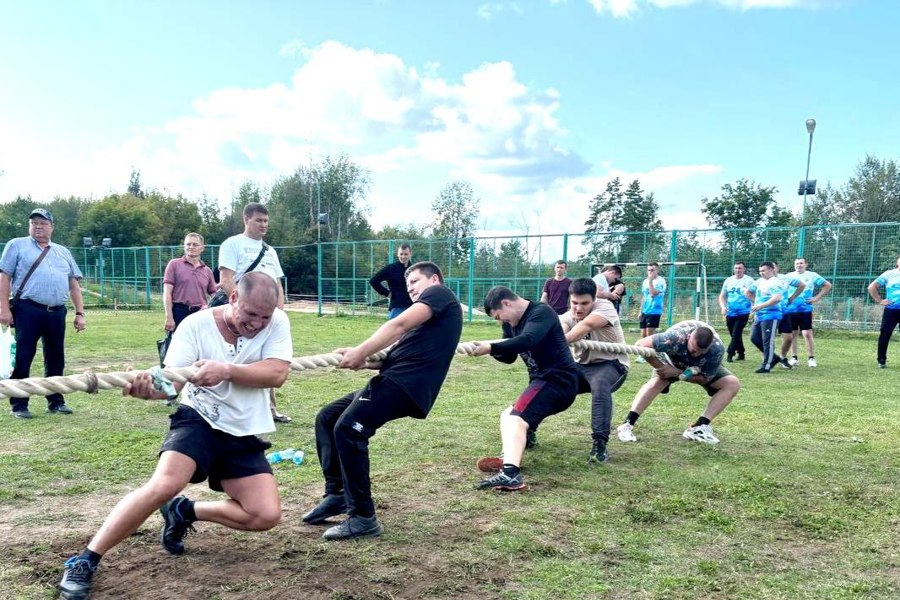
[163,233,217,332]
[540,260,571,315]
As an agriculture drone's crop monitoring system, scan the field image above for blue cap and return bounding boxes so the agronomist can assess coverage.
[29,208,53,223]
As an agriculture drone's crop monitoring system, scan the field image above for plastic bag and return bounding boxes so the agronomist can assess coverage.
[0,326,15,379]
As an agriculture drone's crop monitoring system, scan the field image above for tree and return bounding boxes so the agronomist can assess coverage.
[77,194,162,247]
[802,155,900,225]
[430,180,480,259]
[127,169,145,199]
[701,179,792,253]
[584,178,663,261]
[373,223,428,241]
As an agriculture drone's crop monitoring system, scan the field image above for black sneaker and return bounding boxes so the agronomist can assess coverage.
[726,355,734,363]
[48,404,74,414]
[12,409,33,419]
[322,514,383,540]
[525,429,538,449]
[877,362,886,369]
[58,556,96,600]
[755,367,771,374]
[779,358,793,370]
[736,355,745,361]
[588,440,609,464]
[475,470,525,491]
[159,496,195,554]
[302,494,347,524]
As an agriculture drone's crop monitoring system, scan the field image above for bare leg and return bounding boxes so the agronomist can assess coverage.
[699,376,741,420]
[781,332,793,359]
[87,451,195,555]
[802,330,815,358]
[790,329,800,357]
[628,376,669,416]
[199,473,281,531]
[498,406,528,467]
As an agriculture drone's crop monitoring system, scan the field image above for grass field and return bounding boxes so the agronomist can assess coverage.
[2,311,899,599]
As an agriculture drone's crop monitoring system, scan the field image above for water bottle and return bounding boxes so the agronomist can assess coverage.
[266,448,296,464]
[291,450,305,465]
[679,367,700,381]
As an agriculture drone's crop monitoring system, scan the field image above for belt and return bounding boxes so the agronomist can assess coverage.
[174,302,204,312]
[20,298,65,312]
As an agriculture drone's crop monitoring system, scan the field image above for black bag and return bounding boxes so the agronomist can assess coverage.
[156,331,172,368]
[207,243,269,308]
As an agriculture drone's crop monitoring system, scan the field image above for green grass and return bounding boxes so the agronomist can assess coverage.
[2,312,899,599]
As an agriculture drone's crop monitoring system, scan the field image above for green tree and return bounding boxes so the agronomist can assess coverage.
[373,223,428,241]
[196,194,227,245]
[584,178,663,261]
[46,196,90,247]
[701,179,791,253]
[127,169,145,199]
[0,196,37,243]
[430,180,480,259]
[77,194,161,247]
[803,155,900,225]
[145,192,202,245]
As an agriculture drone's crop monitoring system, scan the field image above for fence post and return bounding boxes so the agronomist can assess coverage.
[144,247,151,306]
[666,229,678,327]
[562,233,568,264]
[317,242,323,317]
[797,226,806,257]
[467,237,475,323]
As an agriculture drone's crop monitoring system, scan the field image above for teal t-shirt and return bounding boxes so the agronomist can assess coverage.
[640,276,666,315]
[749,276,785,322]
[875,268,900,310]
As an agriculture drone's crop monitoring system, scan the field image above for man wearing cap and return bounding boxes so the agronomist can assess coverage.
[0,208,86,419]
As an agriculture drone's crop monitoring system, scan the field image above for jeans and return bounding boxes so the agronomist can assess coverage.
[579,361,628,443]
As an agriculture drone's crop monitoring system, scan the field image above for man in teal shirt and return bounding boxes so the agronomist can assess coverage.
[868,256,900,368]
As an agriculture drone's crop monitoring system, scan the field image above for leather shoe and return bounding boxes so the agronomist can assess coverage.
[302,494,347,524]
[323,514,383,540]
[12,409,34,419]
[48,404,74,414]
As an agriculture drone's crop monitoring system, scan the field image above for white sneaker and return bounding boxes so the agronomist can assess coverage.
[788,357,799,367]
[617,422,637,442]
[808,358,817,368]
[682,424,719,445]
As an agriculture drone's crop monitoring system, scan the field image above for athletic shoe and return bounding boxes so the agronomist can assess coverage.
[322,514,383,540]
[588,440,609,464]
[788,357,799,367]
[682,424,720,445]
[475,470,526,491]
[476,456,503,473]
[735,355,745,361]
[48,404,74,414]
[58,556,96,600]
[755,367,771,374]
[12,409,33,419]
[779,358,793,370]
[272,411,292,424]
[808,358,817,368]
[525,429,538,449]
[302,494,347,524]
[877,362,886,369]
[159,496,196,555]
[726,354,734,363]
[616,422,637,443]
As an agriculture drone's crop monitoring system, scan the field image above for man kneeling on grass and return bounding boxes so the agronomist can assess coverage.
[615,320,740,446]
[57,273,293,600]
[472,286,582,491]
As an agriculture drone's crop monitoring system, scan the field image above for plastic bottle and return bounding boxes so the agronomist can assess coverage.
[265,448,297,464]
[679,367,700,381]
[291,450,305,465]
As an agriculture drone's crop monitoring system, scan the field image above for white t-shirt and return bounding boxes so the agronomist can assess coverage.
[592,273,610,293]
[164,309,294,436]
[218,234,284,282]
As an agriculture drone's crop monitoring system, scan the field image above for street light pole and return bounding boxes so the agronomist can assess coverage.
[802,118,816,224]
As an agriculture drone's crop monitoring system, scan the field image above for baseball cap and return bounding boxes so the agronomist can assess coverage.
[29,208,54,222]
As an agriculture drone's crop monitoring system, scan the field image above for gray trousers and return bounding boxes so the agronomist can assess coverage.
[579,360,628,443]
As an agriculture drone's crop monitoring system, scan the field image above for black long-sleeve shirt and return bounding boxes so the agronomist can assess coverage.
[369,261,413,309]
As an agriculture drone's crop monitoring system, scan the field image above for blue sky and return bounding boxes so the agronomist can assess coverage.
[1,0,897,237]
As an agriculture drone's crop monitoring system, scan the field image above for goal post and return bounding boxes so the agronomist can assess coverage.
[591,261,709,327]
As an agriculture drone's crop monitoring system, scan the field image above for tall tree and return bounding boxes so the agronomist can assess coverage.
[77,194,162,247]
[429,180,480,259]
[701,179,791,252]
[127,169,145,199]
[584,178,663,261]
[802,155,900,225]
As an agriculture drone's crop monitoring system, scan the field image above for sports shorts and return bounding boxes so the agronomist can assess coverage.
[790,312,813,331]
[639,313,661,329]
[510,378,577,430]
[660,364,733,397]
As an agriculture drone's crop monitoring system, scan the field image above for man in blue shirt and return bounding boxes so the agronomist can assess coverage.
[772,261,805,370]
[783,258,831,367]
[0,209,86,418]
[717,261,753,362]
[868,256,900,368]
[745,262,787,374]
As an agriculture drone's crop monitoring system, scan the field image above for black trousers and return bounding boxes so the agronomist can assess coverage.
[9,301,67,412]
[725,314,749,359]
[877,308,900,363]
[172,303,202,329]
[315,377,417,518]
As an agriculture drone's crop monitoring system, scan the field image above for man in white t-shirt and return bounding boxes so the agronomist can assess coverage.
[57,273,293,600]
[559,278,629,464]
[218,202,291,423]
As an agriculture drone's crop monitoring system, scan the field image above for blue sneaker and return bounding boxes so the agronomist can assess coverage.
[159,496,195,554]
[58,556,96,600]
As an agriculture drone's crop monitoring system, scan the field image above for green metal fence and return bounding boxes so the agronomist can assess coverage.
[1,222,898,331]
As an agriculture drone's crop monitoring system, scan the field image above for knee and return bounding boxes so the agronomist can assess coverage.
[139,479,184,505]
[246,505,282,531]
[334,417,371,448]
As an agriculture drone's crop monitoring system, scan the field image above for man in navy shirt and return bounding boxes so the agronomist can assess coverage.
[304,261,462,540]
[369,244,413,319]
[472,286,582,491]
[0,208,86,418]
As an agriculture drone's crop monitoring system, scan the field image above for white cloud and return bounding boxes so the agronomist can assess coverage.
[477,2,524,20]
[587,0,823,18]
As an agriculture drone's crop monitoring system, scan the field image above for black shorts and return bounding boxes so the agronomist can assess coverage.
[510,378,577,430]
[777,317,794,334]
[160,405,273,492]
[790,312,813,331]
[639,313,661,329]
[660,365,733,397]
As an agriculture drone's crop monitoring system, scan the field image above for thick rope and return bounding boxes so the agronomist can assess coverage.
[0,339,656,399]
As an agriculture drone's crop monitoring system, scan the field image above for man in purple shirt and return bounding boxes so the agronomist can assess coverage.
[163,233,217,332]
[540,260,572,315]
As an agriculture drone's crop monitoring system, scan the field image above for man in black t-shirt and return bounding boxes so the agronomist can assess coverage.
[472,286,582,491]
[304,261,463,540]
[369,244,413,319]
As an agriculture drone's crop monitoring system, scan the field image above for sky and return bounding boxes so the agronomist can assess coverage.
[1,0,898,239]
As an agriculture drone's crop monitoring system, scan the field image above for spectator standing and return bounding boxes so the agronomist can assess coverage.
[369,244,413,319]
[163,232,216,333]
[540,260,572,315]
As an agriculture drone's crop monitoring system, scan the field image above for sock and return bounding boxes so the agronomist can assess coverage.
[178,498,197,523]
[808,355,814,360]
[626,411,641,425]
[501,463,521,477]
[692,416,711,428]
[792,355,798,360]
[78,549,102,569]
